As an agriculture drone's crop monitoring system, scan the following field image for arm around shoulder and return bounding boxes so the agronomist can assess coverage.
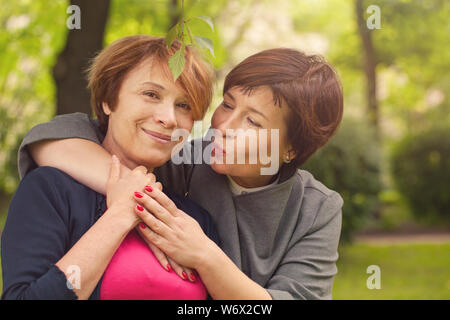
[18,112,102,179]
[18,113,115,194]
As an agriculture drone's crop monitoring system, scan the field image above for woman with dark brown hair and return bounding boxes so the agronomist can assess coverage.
[9,47,344,299]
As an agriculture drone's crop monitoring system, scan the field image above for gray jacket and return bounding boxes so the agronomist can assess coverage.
[18,113,343,300]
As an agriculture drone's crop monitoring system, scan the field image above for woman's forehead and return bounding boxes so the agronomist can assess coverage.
[226,86,280,109]
[125,57,188,97]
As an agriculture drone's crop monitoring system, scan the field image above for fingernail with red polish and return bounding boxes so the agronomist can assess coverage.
[139,222,146,229]
[166,264,172,272]
[134,192,143,198]
[145,186,153,192]
[136,204,144,211]
[182,271,188,280]
[189,273,196,282]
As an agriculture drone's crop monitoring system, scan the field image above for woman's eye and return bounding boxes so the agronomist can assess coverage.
[248,117,261,128]
[222,102,233,110]
[177,103,191,111]
[143,91,159,99]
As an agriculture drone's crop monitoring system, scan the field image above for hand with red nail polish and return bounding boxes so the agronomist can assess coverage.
[105,155,157,229]
[133,184,217,272]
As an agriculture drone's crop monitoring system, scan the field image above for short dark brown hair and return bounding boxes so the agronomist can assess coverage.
[224,48,344,168]
[87,35,213,134]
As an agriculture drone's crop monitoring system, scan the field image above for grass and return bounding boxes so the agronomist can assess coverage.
[333,242,450,299]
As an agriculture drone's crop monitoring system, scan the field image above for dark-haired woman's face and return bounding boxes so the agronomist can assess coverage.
[210,86,294,187]
[101,58,194,170]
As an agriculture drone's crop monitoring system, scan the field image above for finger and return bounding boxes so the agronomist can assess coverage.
[155,182,163,191]
[164,256,195,282]
[134,192,174,228]
[143,186,179,217]
[135,203,172,238]
[146,172,157,185]
[167,256,190,281]
[135,215,168,251]
[138,223,193,281]
[132,165,148,175]
[182,266,197,283]
[108,155,121,184]
[136,226,171,272]
[145,182,162,192]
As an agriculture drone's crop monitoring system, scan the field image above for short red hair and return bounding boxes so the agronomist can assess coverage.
[87,35,213,134]
[224,48,344,167]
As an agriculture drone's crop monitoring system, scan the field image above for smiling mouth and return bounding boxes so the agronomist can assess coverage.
[142,128,172,144]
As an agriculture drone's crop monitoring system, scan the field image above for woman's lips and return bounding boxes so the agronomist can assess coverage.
[142,128,172,144]
[211,142,226,156]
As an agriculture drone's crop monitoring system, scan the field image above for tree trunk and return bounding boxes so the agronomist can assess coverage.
[356,0,381,221]
[356,0,379,138]
[169,0,180,30]
[53,0,110,116]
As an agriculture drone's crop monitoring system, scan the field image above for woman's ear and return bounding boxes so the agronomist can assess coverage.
[102,102,112,116]
[284,147,297,164]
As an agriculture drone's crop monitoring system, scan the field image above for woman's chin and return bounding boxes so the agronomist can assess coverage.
[210,162,232,175]
[133,152,170,169]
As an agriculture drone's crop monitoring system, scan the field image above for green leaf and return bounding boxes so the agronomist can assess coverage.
[194,36,214,58]
[168,46,186,82]
[166,23,179,47]
[185,24,195,45]
[195,16,214,32]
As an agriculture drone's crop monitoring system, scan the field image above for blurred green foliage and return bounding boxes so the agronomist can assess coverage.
[0,1,67,193]
[105,0,229,68]
[292,0,450,131]
[0,0,449,234]
[391,125,450,223]
[303,117,382,242]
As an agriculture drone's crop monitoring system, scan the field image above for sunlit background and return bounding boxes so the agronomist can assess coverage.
[1,0,449,299]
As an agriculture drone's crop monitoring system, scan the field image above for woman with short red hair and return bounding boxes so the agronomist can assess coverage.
[9,45,344,299]
[1,35,217,300]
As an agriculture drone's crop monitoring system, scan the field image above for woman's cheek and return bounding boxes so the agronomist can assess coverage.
[174,117,192,136]
[210,112,219,129]
[210,108,226,129]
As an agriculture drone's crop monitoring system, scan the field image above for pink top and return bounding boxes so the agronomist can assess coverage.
[100,229,207,300]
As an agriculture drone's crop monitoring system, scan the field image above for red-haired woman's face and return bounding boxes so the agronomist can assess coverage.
[101,58,194,170]
[210,86,294,187]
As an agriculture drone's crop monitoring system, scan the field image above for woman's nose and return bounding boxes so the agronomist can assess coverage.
[217,115,239,137]
[154,104,177,128]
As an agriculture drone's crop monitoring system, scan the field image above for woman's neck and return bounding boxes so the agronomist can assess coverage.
[228,173,279,189]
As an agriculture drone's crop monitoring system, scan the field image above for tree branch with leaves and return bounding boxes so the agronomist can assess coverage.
[166,0,215,81]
